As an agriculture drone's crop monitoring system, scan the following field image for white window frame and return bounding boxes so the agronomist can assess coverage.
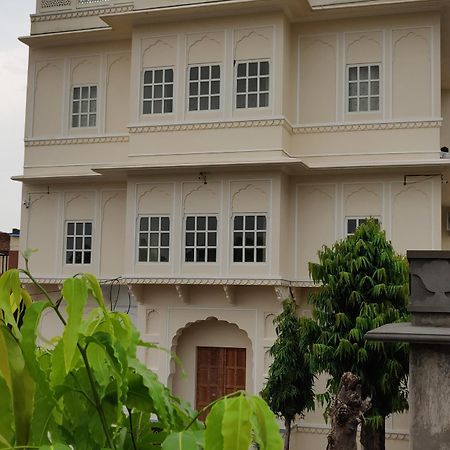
[71,85,97,128]
[232,214,267,263]
[345,216,381,236]
[187,63,222,112]
[64,220,93,265]
[136,215,170,263]
[184,215,218,263]
[234,59,270,110]
[346,64,381,113]
[142,66,175,116]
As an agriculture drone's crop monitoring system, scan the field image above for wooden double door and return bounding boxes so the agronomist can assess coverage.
[196,346,246,414]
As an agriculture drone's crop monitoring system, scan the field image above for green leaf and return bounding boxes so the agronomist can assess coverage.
[62,278,88,373]
[249,396,283,450]
[0,373,14,449]
[83,273,107,311]
[162,431,199,450]
[205,400,225,450]
[222,395,252,450]
[0,270,21,337]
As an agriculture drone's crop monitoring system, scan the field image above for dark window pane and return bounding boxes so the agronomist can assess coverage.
[359,66,368,80]
[144,86,152,99]
[349,66,358,81]
[150,217,159,231]
[359,97,368,112]
[73,101,80,113]
[237,63,246,77]
[349,98,358,112]
[248,94,257,108]
[76,223,83,234]
[197,232,206,246]
[161,217,170,231]
[75,252,83,264]
[208,217,217,229]
[164,100,173,113]
[89,115,96,127]
[154,85,163,98]
[370,97,379,111]
[66,252,73,264]
[144,70,153,84]
[249,62,258,76]
[164,84,173,97]
[185,248,194,262]
[200,81,209,95]
[189,98,198,111]
[200,66,209,79]
[260,93,269,107]
[207,248,216,262]
[89,100,96,113]
[199,97,209,110]
[257,216,266,230]
[160,248,169,262]
[138,248,148,262]
[149,248,158,262]
[81,100,88,113]
[237,79,246,93]
[67,222,75,235]
[245,232,254,246]
[139,233,148,246]
[234,232,243,246]
[211,65,220,79]
[196,248,206,262]
[140,217,149,231]
[186,216,195,230]
[150,233,158,246]
[186,232,195,246]
[81,86,89,99]
[256,232,266,246]
[75,237,83,250]
[347,219,357,234]
[161,233,169,247]
[73,87,80,99]
[84,237,92,250]
[256,248,265,262]
[154,70,163,83]
[211,80,220,95]
[248,78,257,92]
[208,232,217,246]
[189,82,198,96]
[190,66,198,80]
[244,248,254,262]
[260,61,269,75]
[260,77,269,91]
[84,252,91,264]
[197,216,206,230]
[245,216,255,230]
[143,101,152,114]
[67,237,74,250]
[234,216,243,230]
[165,69,174,82]
[90,86,97,98]
[154,100,163,114]
[72,115,79,128]
[233,248,243,262]
[236,95,246,109]
[370,65,379,79]
[80,115,88,127]
[211,96,220,110]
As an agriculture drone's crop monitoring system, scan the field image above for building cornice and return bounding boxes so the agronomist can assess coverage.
[25,135,129,147]
[31,4,133,22]
[24,119,441,147]
[20,276,316,287]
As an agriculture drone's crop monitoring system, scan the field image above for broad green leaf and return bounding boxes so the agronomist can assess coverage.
[162,431,198,450]
[62,278,88,373]
[222,395,252,450]
[39,444,72,450]
[0,373,14,449]
[0,325,34,445]
[249,396,283,450]
[0,270,20,336]
[83,273,107,311]
[204,399,225,450]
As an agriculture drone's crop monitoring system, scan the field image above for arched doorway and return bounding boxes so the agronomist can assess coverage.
[170,317,253,411]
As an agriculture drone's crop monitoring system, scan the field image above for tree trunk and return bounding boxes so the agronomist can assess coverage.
[360,420,385,450]
[284,418,291,450]
[327,372,370,450]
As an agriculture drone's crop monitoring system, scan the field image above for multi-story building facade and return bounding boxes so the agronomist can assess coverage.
[16,0,450,447]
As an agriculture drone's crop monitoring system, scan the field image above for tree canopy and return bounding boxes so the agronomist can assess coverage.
[307,219,409,447]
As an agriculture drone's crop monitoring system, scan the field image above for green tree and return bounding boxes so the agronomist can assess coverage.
[261,297,315,450]
[307,219,409,450]
[0,260,283,450]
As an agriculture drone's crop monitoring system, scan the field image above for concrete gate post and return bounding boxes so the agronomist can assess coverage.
[366,251,450,450]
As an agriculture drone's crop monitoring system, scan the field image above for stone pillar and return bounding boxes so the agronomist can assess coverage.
[366,251,450,450]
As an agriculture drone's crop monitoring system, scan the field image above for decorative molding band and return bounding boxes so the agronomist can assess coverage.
[294,425,409,441]
[31,4,133,22]
[293,120,442,134]
[21,276,317,288]
[128,119,287,134]
[25,135,129,146]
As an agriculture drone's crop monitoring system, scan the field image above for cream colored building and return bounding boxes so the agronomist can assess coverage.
[16,0,450,447]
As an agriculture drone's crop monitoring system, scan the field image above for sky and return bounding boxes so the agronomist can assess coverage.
[0,0,36,233]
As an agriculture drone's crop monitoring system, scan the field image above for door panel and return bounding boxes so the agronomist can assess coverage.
[196,347,246,415]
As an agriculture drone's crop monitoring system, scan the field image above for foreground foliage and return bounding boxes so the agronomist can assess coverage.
[0,263,283,450]
[307,219,409,450]
[261,298,315,450]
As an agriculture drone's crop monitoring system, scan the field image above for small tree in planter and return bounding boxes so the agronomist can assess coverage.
[308,219,409,450]
[261,297,316,450]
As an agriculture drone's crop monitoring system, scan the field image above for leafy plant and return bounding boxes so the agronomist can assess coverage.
[0,261,283,450]
[261,298,315,450]
[307,219,409,450]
